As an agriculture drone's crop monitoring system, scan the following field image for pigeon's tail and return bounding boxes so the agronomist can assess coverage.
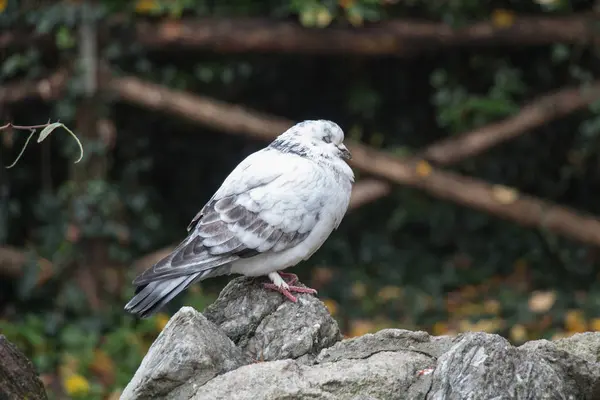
[124,273,201,318]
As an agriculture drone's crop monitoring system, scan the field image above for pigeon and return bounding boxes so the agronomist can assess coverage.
[124,120,354,318]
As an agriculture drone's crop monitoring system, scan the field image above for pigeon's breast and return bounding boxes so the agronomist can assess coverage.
[229,163,352,277]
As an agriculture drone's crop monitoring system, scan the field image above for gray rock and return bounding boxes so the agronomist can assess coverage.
[192,351,432,400]
[204,277,341,362]
[316,328,454,363]
[123,278,600,400]
[428,332,600,400]
[121,306,248,400]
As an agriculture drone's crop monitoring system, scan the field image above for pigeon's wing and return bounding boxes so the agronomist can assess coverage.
[132,150,325,286]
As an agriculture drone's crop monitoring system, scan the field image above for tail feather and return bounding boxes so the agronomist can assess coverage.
[124,273,200,318]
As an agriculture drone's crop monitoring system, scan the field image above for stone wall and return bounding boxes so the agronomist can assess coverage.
[122,277,600,400]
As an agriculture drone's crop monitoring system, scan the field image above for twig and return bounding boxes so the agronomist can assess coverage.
[0,122,84,168]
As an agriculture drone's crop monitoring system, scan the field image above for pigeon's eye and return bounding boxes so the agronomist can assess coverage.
[323,136,332,144]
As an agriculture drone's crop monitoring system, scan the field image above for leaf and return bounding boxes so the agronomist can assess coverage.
[528,290,556,313]
[463,96,519,117]
[509,324,527,342]
[37,122,63,142]
[315,7,333,28]
[135,0,160,14]
[377,286,402,302]
[154,313,170,332]
[491,185,519,204]
[564,310,587,333]
[416,160,432,177]
[322,299,338,316]
[348,319,376,337]
[491,9,516,28]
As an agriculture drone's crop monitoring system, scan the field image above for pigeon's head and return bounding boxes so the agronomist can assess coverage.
[271,120,352,162]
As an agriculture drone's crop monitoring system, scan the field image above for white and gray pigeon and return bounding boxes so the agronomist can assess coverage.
[124,120,354,318]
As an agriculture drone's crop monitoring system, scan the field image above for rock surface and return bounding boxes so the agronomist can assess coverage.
[0,335,48,400]
[122,277,600,400]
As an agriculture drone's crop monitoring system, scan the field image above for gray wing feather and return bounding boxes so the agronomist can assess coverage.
[132,193,312,286]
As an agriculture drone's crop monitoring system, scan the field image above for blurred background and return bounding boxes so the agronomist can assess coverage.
[2,0,600,398]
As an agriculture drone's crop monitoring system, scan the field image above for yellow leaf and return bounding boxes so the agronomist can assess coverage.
[90,349,115,385]
[455,302,484,317]
[322,298,338,316]
[0,0,6,13]
[312,267,334,286]
[565,310,587,333]
[483,299,501,315]
[315,7,333,28]
[377,286,402,302]
[347,10,364,27]
[491,185,519,204]
[528,290,556,313]
[339,0,355,9]
[589,318,600,332]
[58,353,79,378]
[416,160,432,177]
[551,331,570,341]
[432,322,449,336]
[472,318,503,333]
[509,324,527,342]
[63,374,90,397]
[458,319,473,332]
[106,390,122,400]
[491,9,516,28]
[135,0,159,14]
[348,320,377,337]
[155,313,170,331]
[351,282,367,298]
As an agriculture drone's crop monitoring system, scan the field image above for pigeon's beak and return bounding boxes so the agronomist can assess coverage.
[338,144,352,160]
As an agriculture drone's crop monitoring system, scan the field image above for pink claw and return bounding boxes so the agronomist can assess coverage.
[277,272,299,285]
[263,279,318,302]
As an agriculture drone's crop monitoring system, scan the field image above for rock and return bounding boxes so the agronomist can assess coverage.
[0,335,48,400]
[204,277,341,362]
[121,307,248,400]
[124,277,600,399]
[193,351,432,400]
[428,332,600,399]
[316,328,454,363]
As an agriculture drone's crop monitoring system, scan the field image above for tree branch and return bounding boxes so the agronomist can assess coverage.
[3,14,600,55]
[423,82,600,164]
[351,146,600,246]
[0,69,69,105]
[133,15,600,55]
[0,246,53,283]
[110,75,600,247]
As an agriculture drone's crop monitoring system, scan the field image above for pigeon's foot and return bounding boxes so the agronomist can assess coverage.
[263,271,318,302]
[278,272,299,285]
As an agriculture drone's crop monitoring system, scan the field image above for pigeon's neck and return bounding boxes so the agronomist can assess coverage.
[269,137,310,158]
